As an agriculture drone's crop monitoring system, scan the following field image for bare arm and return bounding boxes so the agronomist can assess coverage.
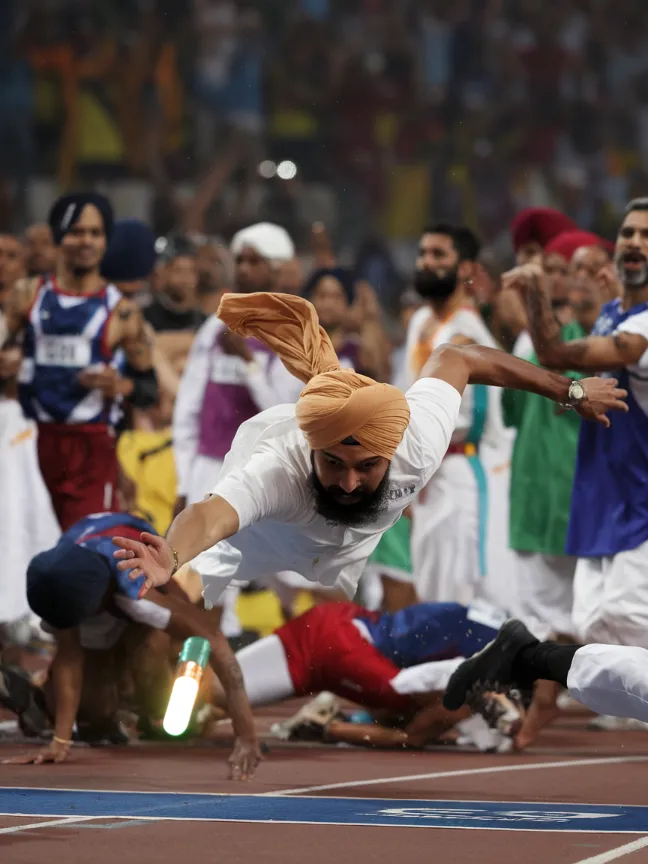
[515,266,648,372]
[421,343,628,427]
[167,495,240,567]
[148,591,257,737]
[50,629,85,743]
[113,494,240,596]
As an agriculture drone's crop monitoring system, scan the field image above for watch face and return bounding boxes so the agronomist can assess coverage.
[571,382,585,400]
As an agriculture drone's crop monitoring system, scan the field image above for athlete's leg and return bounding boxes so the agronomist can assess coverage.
[235,634,296,707]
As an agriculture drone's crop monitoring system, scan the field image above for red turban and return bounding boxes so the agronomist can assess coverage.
[544,230,614,262]
[510,208,578,252]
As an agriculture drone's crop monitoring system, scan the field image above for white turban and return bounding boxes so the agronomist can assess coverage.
[230,222,295,262]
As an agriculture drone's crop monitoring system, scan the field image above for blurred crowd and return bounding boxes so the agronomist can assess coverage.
[1,0,648,754]
[4,1,648,260]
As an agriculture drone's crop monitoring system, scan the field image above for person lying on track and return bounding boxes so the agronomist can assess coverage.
[214,599,528,751]
[443,618,648,731]
[2,511,260,779]
[112,293,627,631]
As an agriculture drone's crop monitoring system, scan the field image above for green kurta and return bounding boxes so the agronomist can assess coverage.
[503,321,587,555]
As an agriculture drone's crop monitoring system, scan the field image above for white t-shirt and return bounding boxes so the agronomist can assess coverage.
[191,378,461,602]
[404,306,506,446]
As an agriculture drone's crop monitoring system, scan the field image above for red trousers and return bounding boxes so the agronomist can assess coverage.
[37,423,118,530]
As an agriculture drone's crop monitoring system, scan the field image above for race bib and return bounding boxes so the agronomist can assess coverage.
[35,335,91,368]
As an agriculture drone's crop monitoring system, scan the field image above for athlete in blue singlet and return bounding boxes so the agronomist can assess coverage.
[8,511,260,776]
[0,192,157,530]
[513,197,648,649]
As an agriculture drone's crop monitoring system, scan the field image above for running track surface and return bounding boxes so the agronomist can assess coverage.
[2,708,648,864]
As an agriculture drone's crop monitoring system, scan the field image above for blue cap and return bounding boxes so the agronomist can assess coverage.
[101,218,157,282]
[27,542,113,630]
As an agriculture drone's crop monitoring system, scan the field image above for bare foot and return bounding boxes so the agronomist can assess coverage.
[515,680,561,751]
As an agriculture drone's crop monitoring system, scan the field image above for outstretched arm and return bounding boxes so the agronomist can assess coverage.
[508,264,648,372]
[422,343,628,428]
[114,494,240,596]
[146,589,261,780]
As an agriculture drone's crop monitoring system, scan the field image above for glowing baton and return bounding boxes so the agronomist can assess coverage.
[163,637,211,736]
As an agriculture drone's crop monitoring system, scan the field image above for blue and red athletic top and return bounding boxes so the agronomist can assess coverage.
[358,602,497,668]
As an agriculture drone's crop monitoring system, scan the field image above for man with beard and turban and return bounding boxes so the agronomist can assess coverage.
[111,291,625,623]
[173,222,303,509]
[402,224,514,608]
[172,223,304,633]
[497,208,580,358]
[0,192,158,530]
[510,207,578,266]
[505,198,648,654]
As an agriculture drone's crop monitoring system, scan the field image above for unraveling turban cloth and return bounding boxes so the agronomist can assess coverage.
[218,292,410,459]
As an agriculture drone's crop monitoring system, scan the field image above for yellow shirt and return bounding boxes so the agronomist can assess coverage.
[117,429,176,535]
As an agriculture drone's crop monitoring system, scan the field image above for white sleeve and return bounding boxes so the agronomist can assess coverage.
[212,445,302,530]
[113,595,172,630]
[172,317,218,495]
[245,355,303,411]
[616,311,648,369]
[403,378,462,475]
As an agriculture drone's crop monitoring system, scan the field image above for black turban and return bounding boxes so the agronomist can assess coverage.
[48,192,115,246]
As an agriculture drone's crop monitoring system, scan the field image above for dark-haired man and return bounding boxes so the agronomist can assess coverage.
[112,293,625,630]
[0,193,158,529]
[404,224,513,606]
[508,198,648,651]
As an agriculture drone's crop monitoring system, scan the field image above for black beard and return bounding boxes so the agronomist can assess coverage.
[413,267,458,301]
[309,455,391,528]
[71,264,95,279]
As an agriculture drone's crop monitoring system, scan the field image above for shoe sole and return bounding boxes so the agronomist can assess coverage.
[443,620,535,711]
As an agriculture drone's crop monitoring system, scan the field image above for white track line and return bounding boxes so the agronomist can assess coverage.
[573,836,648,863]
[270,755,648,796]
[0,816,96,835]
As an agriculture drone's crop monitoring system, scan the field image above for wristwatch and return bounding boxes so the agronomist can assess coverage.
[563,380,586,410]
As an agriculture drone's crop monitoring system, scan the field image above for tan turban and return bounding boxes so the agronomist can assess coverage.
[217,292,410,459]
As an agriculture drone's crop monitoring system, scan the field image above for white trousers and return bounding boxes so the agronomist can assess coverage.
[515,552,577,637]
[0,400,60,626]
[236,634,295,706]
[568,643,648,723]
[411,455,479,604]
[572,539,648,648]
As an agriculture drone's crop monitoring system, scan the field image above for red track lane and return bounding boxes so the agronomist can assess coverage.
[1,719,648,864]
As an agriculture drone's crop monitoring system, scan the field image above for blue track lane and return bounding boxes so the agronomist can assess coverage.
[1,789,648,833]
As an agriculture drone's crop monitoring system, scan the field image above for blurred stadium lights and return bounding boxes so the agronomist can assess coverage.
[258,160,277,179]
[277,161,298,180]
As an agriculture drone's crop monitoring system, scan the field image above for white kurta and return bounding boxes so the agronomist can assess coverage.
[191,378,462,605]
[568,643,648,723]
[405,306,516,607]
[0,398,60,626]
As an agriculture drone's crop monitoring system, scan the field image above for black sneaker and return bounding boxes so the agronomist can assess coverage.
[443,619,537,711]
